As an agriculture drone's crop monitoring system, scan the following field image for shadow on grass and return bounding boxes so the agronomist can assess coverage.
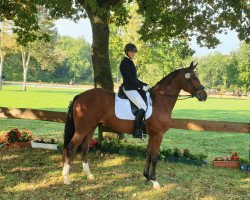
[0,148,249,199]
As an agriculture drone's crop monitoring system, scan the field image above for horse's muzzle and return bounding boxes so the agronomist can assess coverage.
[195,90,207,101]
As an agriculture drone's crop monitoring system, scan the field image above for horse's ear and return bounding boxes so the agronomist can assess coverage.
[189,61,198,70]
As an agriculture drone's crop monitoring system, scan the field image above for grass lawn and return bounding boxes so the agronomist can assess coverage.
[0,85,249,199]
[0,148,249,200]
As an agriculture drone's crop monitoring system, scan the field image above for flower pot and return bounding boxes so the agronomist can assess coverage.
[240,163,248,171]
[6,141,31,148]
[247,165,250,172]
[31,140,58,150]
[213,161,240,168]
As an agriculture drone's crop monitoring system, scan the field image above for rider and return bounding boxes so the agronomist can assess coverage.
[119,43,150,138]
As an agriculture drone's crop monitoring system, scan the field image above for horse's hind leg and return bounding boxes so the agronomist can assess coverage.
[81,130,95,180]
[62,131,86,184]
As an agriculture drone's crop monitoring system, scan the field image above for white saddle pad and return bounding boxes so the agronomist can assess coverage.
[115,92,153,120]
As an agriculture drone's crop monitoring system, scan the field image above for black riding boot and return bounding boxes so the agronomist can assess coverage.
[133,109,146,139]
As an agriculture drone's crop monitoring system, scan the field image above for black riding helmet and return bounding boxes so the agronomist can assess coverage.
[124,43,138,54]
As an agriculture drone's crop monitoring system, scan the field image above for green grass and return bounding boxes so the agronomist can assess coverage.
[0,85,250,160]
[0,148,249,200]
[173,97,250,123]
[0,85,82,111]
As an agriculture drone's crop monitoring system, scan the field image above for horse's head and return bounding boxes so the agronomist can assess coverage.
[180,62,207,101]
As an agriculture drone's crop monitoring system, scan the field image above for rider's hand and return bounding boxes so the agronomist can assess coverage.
[142,85,151,92]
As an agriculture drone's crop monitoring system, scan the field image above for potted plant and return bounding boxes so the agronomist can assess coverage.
[239,158,250,172]
[31,137,58,150]
[213,152,240,168]
[5,129,32,148]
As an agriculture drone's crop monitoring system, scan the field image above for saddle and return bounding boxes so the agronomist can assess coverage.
[118,84,148,116]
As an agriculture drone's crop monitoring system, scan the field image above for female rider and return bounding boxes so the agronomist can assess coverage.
[119,43,150,138]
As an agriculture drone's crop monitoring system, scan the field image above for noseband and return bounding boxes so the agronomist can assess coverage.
[188,80,205,98]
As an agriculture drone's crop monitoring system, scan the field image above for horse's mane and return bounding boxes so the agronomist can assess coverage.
[156,68,182,86]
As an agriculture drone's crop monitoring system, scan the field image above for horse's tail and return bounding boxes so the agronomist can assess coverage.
[63,95,79,148]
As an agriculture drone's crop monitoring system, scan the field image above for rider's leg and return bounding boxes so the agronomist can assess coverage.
[123,89,147,138]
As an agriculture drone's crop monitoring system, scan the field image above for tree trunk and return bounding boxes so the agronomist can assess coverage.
[87,10,114,91]
[0,55,3,90]
[23,67,28,91]
[85,7,124,140]
[21,48,31,91]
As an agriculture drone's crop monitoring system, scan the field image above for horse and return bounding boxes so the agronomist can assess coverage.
[62,61,207,190]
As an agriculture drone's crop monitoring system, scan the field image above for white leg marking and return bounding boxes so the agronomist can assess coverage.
[83,162,95,180]
[150,180,161,190]
[62,163,71,184]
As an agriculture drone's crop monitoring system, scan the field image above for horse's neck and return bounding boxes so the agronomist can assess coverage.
[154,78,181,113]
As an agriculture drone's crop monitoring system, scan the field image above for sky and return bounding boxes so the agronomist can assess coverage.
[55,18,241,57]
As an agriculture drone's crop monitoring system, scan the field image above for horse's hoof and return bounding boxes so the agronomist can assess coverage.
[151,180,161,190]
[87,174,95,180]
[63,176,71,185]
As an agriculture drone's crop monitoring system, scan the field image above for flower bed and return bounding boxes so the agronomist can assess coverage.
[95,139,208,166]
[3,129,32,148]
[213,152,240,169]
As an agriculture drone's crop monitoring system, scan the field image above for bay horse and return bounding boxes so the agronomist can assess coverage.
[62,61,207,190]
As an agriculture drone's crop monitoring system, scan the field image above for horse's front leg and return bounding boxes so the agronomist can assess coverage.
[144,133,163,190]
[143,149,151,181]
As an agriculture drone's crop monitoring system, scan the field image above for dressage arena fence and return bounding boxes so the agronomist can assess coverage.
[0,107,249,134]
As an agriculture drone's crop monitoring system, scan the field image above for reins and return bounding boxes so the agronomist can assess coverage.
[149,91,193,106]
[151,91,194,100]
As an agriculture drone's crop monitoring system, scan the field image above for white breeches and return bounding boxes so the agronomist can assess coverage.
[123,88,147,111]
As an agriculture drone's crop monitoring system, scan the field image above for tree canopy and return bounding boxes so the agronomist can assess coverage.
[1,0,249,93]
[1,1,249,46]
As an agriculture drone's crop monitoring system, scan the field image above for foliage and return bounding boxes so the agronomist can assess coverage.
[239,158,250,165]
[98,139,208,161]
[197,42,250,93]
[0,1,82,45]
[236,42,250,92]
[0,19,18,89]
[173,148,183,157]
[56,36,93,82]
[1,1,249,47]
[136,0,249,46]
[109,3,193,86]
[5,128,33,143]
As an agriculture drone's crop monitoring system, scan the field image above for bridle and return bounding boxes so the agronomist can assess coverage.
[149,72,205,103]
[186,78,205,99]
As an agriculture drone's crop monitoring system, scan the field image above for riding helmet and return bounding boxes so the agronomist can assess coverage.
[124,43,138,54]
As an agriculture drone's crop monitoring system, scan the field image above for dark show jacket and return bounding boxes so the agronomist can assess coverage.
[119,57,147,90]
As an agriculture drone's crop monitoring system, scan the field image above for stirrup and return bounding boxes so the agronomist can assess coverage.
[133,129,147,139]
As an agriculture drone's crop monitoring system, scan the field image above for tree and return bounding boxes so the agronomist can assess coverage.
[236,42,250,93]
[0,19,17,90]
[109,2,193,86]
[19,8,59,91]
[56,36,92,83]
[1,1,249,92]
